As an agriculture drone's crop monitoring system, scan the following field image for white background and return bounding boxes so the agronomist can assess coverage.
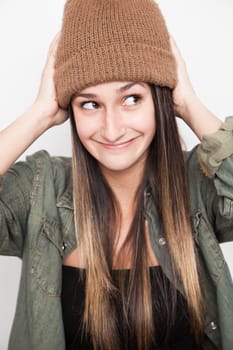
[0,1,232,348]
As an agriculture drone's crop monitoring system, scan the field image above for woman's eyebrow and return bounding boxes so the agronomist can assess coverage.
[73,82,146,100]
[73,92,97,99]
[118,82,146,92]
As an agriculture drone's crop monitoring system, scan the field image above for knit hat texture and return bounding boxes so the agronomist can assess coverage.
[55,0,177,108]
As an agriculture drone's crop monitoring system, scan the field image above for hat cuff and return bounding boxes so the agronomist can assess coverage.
[55,42,177,108]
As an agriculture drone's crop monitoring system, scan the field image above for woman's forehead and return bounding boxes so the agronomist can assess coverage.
[78,81,148,95]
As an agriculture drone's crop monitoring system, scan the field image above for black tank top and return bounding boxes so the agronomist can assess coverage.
[61,265,201,350]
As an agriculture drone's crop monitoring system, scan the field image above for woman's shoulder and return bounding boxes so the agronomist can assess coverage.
[26,148,72,189]
[183,145,201,178]
[24,149,72,175]
[8,150,73,204]
[183,145,214,205]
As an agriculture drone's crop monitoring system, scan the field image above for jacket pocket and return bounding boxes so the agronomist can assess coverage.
[30,217,64,296]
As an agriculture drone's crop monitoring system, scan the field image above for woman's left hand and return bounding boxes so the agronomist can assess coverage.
[170,36,222,138]
[170,36,197,120]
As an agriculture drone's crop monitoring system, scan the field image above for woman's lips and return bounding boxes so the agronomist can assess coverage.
[97,137,138,150]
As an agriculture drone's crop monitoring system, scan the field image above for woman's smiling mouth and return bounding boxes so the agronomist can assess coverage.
[97,137,140,150]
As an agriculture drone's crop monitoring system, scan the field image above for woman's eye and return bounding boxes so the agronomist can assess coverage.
[81,101,98,110]
[124,95,141,106]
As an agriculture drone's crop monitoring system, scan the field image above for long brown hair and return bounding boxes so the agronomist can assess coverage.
[69,85,204,349]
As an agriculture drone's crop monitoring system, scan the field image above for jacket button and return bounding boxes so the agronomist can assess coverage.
[210,321,217,330]
[158,237,166,246]
[62,242,67,251]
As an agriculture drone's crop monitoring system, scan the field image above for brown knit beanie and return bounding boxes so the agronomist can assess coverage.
[55,0,177,109]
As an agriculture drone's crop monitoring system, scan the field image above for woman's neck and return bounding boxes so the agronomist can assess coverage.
[100,161,146,210]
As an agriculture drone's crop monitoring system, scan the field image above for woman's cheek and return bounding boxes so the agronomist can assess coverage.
[75,118,98,140]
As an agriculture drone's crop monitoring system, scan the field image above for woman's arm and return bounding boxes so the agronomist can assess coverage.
[174,37,233,244]
[0,33,67,175]
[170,37,222,139]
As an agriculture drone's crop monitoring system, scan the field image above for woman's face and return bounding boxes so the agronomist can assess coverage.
[71,81,155,174]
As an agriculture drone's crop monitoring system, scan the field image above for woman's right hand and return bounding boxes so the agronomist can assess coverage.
[0,33,68,175]
[33,33,68,127]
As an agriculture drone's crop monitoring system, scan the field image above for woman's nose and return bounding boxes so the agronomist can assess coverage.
[101,109,126,143]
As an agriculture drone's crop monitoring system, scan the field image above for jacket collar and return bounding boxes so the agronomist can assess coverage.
[56,188,74,210]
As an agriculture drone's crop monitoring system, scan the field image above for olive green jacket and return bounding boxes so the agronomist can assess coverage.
[0,117,233,350]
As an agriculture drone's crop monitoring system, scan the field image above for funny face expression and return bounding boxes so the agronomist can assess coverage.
[71,81,155,176]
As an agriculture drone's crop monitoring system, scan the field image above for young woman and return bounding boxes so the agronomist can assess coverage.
[0,0,232,349]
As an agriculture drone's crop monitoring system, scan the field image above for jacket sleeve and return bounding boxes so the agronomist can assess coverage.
[0,154,38,258]
[197,116,233,243]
